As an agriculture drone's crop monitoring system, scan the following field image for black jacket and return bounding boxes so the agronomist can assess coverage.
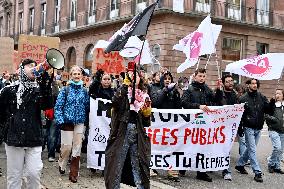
[265,102,284,134]
[0,84,53,147]
[89,79,114,100]
[148,82,161,99]
[215,89,238,106]
[239,91,270,130]
[181,81,216,109]
[151,86,181,109]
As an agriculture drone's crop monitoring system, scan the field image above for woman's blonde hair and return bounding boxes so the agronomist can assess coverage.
[69,65,82,75]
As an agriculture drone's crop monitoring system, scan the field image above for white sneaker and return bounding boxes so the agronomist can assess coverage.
[224,173,232,181]
[48,157,55,162]
[150,169,158,177]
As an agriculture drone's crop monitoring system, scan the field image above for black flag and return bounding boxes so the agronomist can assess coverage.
[104,1,158,53]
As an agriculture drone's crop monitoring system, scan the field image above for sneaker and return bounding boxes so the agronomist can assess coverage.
[268,165,275,173]
[245,160,251,166]
[59,166,65,175]
[48,157,55,162]
[235,166,248,174]
[196,172,212,182]
[0,168,2,177]
[150,169,158,177]
[274,169,284,174]
[223,173,232,181]
[254,173,263,183]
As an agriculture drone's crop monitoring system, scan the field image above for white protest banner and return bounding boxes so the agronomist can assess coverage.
[87,98,244,171]
[87,98,112,169]
[225,53,284,80]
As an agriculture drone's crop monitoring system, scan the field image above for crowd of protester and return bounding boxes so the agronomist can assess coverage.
[1,60,284,189]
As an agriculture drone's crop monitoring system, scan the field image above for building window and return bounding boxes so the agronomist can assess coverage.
[55,0,61,25]
[222,38,242,61]
[19,12,23,34]
[136,0,147,13]
[70,0,77,28]
[88,0,96,24]
[227,0,241,20]
[6,13,10,36]
[84,44,94,71]
[195,0,211,13]
[29,8,34,32]
[41,3,47,29]
[110,0,119,19]
[256,0,269,25]
[256,42,269,55]
[0,17,3,36]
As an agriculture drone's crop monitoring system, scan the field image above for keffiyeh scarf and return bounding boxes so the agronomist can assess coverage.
[16,66,38,109]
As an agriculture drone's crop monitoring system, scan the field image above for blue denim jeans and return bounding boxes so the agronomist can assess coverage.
[238,134,247,157]
[268,131,284,169]
[237,127,261,174]
[43,120,59,158]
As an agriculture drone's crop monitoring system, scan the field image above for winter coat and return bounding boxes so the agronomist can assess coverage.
[0,84,53,147]
[148,82,161,99]
[215,89,239,106]
[104,84,151,189]
[239,91,270,130]
[89,79,114,100]
[265,102,284,134]
[54,82,90,126]
[151,86,181,109]
[181,81,216,109]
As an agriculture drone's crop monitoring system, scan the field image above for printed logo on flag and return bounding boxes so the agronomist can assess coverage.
[241,56,271,77]
[189,32,203,59]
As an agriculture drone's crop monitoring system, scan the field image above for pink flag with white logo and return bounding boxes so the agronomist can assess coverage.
[225,53,284,80]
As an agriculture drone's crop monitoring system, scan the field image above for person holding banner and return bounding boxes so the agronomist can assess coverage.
[215,74,239,181]
[181,68,216,182]
[54,65,90,183]
[104,63,151,189]
[151,71,181,182]
[265,89,284,174]
[235,78,271,183]
[0,59,53,189]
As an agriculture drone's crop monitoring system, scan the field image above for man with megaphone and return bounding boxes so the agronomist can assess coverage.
[0,58,54,189]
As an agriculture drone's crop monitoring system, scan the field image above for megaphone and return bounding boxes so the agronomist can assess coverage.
[32,48,65,77]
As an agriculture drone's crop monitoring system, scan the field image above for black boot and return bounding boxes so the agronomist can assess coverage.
[196,171,212,182]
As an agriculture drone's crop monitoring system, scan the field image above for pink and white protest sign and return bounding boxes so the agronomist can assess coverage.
[173,15,222,73]
[87,98,244,171]
[225,53,284,80]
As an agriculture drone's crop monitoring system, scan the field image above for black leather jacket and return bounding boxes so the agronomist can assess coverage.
[181,81,216,109]
[239,91,270,130]
[0,84,53,147]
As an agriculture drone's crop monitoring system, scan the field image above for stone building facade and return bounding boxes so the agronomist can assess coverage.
[1,0,284,97]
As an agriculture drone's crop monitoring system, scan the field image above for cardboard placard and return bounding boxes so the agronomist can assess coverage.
[92,48,125,75]
[0,37,14,73]
[18,35,60,65]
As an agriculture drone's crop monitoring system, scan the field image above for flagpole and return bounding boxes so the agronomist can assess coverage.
[205,54,212,69]
[131,37,146,104]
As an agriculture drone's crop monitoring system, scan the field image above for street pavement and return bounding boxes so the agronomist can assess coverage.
[0,125,284,189]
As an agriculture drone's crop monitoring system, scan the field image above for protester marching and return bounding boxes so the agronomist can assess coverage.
[1,0,284,189]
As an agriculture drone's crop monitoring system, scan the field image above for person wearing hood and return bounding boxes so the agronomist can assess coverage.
[181,68,217,182]
[54,65,90,183]
[0,59,53,189]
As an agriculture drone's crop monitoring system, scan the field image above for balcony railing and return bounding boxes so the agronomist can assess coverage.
[2,0,284,38]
